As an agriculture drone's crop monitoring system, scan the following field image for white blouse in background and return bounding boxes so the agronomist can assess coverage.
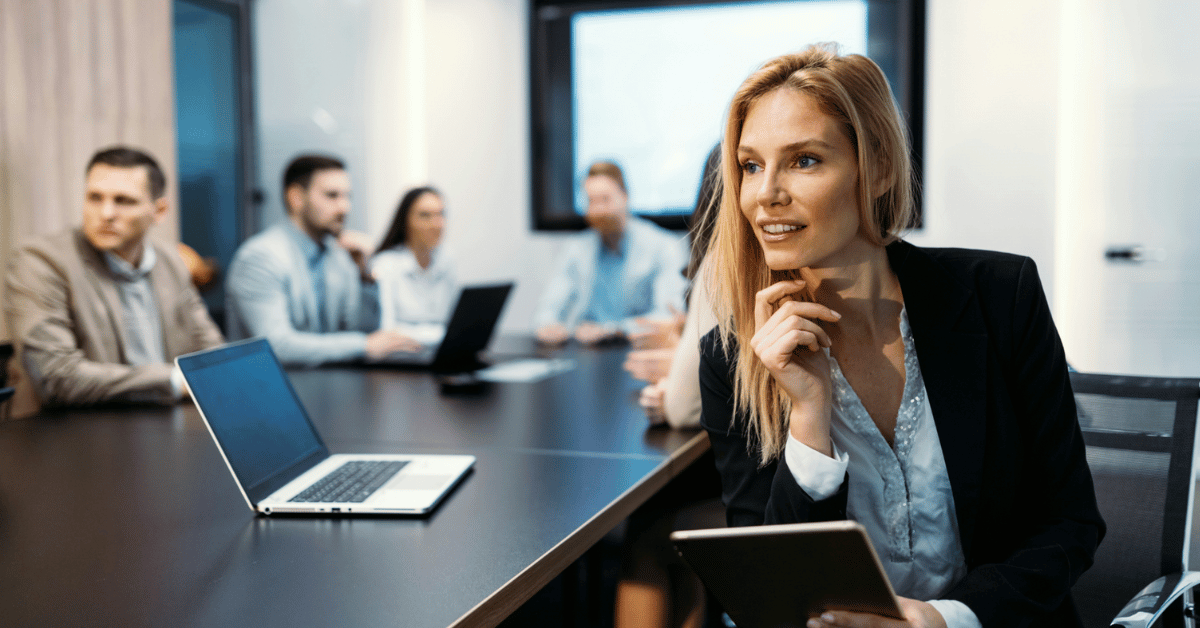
[371,246,457,339]
[783,310,982,628]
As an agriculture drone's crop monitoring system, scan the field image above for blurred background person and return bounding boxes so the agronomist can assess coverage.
[614,145,725,628]
[625,144,721,428]
[4,146,223,420]
[371,186,456,348]
[225,154,417,366]
[534,160,688,346]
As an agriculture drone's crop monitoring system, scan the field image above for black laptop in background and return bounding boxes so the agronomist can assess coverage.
[375,282,514,374]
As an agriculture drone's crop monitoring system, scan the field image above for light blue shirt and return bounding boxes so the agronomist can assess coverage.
[226,222,379,366]
[583,240,628,325]
[533,216,687,333]
[103,246,164,366]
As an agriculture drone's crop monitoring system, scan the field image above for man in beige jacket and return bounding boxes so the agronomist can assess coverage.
[3,146,224,420]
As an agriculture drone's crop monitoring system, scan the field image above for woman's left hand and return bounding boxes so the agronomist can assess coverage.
[806,598,947,628]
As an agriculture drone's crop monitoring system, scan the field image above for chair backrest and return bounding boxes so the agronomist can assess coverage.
[0,343,12,419]
[0,342,12,389]
[1069,372,1200,628]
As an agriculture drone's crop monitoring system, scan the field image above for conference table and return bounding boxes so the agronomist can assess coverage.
[0,338,711,627]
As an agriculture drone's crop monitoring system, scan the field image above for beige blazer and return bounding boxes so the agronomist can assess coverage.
[3,229,224,420]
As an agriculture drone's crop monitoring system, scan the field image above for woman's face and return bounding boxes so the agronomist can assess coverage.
[583,174,628,240]
[406,192,445,252]
[737,88,867,272]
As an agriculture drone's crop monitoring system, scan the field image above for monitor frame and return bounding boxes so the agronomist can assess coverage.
[528,0,926,232]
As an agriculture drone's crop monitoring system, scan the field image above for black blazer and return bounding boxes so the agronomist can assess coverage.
[699,241,1105,627]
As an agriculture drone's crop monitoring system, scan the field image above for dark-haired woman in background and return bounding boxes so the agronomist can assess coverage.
[699,44,1103,627]
[371,187,456,346]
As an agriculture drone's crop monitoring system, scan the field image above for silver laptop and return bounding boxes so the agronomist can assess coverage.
[178,338,475,515]
[378,282,513,372]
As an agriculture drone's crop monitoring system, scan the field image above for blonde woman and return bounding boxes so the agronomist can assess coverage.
[699,45,1103,628]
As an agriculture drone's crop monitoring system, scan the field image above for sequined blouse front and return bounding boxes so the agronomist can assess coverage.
[795,309,969,601]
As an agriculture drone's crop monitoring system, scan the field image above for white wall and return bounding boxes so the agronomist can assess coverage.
[254,0,373,233]
[422,0,566,333]
[255,0,564,333]
[908,0,1062,299]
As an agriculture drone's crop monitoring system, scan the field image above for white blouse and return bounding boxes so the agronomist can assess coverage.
[371,246,457,334]
[783,310,981,628]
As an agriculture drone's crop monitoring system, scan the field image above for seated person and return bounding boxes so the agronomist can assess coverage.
[4,146,224,420]
[371,186,456,346]
[534,161,688,345]
[614,146,724,628]
[225,154,415,366]
[626,144,722,429]
[700,45,1103,627]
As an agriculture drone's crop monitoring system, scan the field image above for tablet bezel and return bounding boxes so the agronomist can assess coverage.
[672,520,903,626]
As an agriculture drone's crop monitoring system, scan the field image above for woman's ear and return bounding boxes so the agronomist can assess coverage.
[871,165,896,200]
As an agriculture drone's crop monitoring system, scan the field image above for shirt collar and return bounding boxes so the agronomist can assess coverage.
[599,230,628,257]
[390,245,446,277]
[104,243,156,281]
[285,220,328,265]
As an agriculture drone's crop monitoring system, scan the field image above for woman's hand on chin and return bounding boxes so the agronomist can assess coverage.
[806,597,947,628]
[750,279,841,454]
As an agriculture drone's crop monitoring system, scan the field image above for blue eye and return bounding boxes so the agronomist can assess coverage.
[741,161,761,174]
[797,155,819,169]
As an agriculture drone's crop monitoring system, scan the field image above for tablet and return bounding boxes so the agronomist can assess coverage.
[671,520,903,627]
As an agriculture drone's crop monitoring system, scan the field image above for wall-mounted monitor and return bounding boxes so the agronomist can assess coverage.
[530,0,925,231]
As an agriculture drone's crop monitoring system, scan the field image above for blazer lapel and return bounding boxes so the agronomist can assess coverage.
[148,245,183,358]
[889,241,989,557]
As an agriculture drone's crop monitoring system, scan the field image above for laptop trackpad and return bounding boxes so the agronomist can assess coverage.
[390,474,455,491]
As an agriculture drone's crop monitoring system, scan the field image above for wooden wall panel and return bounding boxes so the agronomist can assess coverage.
[0,0,178,340]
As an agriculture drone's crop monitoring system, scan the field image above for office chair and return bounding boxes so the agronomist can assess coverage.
[1069,371,1200,628]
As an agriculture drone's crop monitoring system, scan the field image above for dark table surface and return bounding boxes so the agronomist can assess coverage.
[0,340,709,628]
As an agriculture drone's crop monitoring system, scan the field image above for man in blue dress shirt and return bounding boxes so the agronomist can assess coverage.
[225,154,416,366]
[534,161,688,345]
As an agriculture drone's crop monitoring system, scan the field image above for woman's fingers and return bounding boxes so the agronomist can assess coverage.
[752,321,825,368]
[754,279,807,330]
[751,300,839,365]
[807,598,944,628]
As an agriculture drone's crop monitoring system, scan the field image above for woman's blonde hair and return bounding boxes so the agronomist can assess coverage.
[705,43,915,464]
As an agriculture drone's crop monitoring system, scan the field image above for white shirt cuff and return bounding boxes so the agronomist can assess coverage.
[169,364,186,400]
[926,599,982,628]
[783,432,849,501]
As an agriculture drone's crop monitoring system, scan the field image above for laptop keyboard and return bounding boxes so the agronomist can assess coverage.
[289,460,409,503]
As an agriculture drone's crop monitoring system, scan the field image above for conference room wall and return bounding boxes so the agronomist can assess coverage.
[253,0,561,335]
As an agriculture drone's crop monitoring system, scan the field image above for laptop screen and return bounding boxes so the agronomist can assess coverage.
[180,339,327,495]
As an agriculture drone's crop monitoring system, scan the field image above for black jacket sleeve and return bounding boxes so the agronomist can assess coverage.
[698,330,849,528]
